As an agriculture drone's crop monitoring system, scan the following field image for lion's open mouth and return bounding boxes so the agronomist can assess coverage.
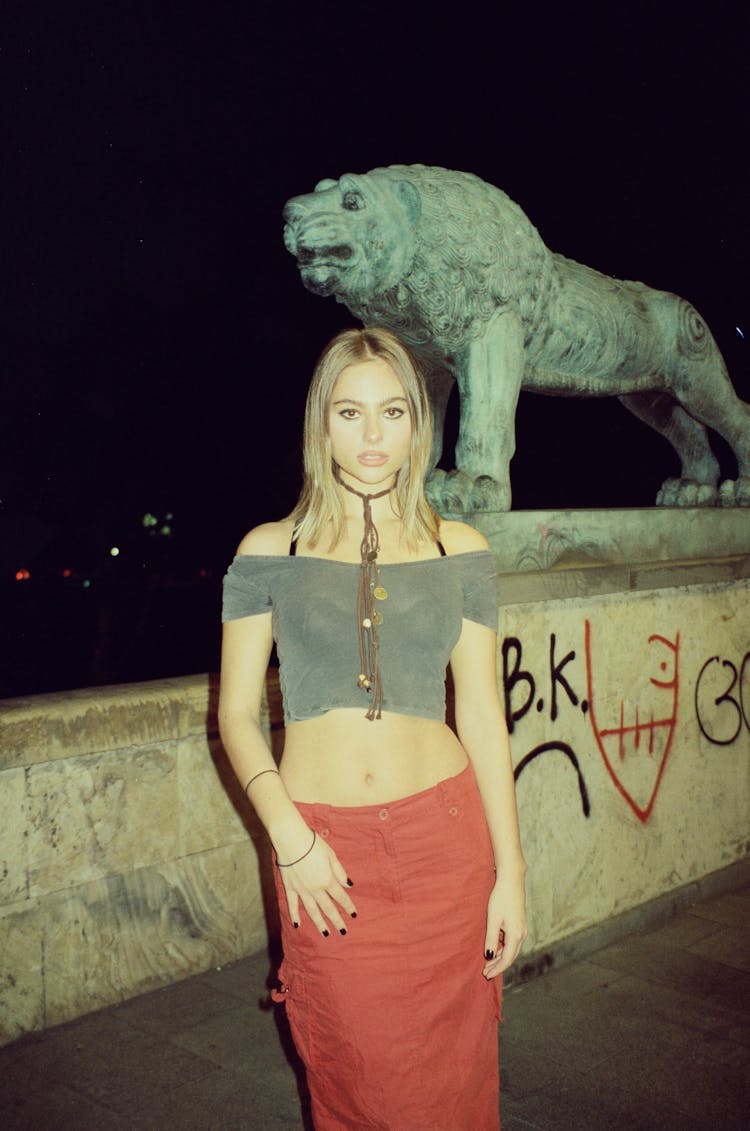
[297,243,354,267]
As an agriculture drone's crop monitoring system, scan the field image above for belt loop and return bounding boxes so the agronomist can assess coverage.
[437,772,453,811]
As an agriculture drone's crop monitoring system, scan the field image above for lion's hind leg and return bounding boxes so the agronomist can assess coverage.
[664,298,750,506]
[619,391,721,507]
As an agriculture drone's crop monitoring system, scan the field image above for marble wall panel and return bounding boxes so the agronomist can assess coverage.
[499,578,750,955]
[0,767,28,906]
[40,842,264,1030]
[0,903,43,1044]
[26,745,179,897]
[178,735,258,857]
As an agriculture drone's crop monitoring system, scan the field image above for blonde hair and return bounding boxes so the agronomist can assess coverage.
[292,327,440,549]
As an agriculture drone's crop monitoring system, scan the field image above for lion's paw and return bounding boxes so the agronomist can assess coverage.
[426,469,511,514]
[718,477,750,507]
[655,478,719,507]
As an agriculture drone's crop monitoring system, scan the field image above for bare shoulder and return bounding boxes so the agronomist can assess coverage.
[236,518,295,557]
[439,520,489,555]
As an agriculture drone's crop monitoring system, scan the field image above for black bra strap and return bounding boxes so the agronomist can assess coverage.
[292,535,444,557]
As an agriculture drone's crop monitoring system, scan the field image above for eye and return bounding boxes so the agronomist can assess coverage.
[341,190,364,212]
[384,407,405,419]
[338,408,360,419]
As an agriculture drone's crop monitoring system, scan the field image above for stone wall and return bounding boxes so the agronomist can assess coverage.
[2,510,749,1045]
[0,674,284,1046]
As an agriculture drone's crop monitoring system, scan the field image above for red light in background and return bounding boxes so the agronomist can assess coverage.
[15,568,31,582]
[62,568,73,578]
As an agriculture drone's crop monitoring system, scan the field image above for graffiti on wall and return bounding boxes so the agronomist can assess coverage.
[694,652,750,746]
[586,621,679,823]
[503,634,593,819]
[504,615,748,824]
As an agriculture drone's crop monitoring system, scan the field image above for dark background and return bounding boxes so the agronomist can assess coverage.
[2,1,748,696]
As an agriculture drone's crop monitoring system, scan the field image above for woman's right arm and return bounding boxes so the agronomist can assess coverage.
[218,537,357,935]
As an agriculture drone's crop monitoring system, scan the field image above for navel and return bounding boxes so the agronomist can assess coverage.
[364,772,375,788]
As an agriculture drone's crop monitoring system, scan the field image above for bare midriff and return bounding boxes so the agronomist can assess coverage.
[281,709,468,806]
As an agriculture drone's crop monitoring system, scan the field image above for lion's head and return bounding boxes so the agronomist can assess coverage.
[283,172,421,299]
[283,165,551,353]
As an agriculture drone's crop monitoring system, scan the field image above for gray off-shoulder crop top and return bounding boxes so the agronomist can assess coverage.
[222,550,499,724]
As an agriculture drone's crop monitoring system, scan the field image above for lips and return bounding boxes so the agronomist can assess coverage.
[358,451,389,466]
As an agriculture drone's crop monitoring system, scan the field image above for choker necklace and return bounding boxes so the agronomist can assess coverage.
[335,468,393,721]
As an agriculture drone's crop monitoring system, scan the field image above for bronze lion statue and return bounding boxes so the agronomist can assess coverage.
[283,164,750,511]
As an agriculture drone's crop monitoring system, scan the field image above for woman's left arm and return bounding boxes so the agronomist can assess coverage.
[450,616,527,979]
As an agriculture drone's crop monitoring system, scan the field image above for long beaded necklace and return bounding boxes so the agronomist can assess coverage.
[334,469,392,721]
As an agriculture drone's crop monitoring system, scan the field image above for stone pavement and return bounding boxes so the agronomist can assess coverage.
[1,883,749,1130]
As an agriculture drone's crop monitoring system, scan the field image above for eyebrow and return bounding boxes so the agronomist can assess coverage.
[331,396,408,407]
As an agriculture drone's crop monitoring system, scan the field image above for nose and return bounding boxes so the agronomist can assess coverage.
[364,411,382,444]
[282,198,305,224]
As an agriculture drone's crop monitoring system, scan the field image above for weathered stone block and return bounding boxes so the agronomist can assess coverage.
[0,903,43,1044]
[0,677,208,770]
[41,843,264,1030]
[0,768,28,906]
[179,735,253,857]
[501,573,750,956]
[27,745,179,897]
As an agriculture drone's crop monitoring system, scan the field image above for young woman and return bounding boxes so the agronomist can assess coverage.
[219,327,526,1130]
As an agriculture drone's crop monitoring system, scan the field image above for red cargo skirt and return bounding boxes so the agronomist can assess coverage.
[272,762,502,1130]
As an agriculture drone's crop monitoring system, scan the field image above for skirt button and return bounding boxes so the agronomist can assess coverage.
[379,808,389,821]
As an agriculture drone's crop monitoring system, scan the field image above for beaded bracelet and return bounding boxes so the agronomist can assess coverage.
[244,768,280,796]
[277,830,317,868]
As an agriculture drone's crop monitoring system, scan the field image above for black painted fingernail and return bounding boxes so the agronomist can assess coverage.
[293,922,299,929]
[350,912,357,919]
[346,878,354,887]
[485,949,494,960]
[339,928,347,936]
[322,929,329,937]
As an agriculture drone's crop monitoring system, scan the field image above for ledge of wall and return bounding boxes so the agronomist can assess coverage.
[474,507,750,574]
[1,509,749,1045]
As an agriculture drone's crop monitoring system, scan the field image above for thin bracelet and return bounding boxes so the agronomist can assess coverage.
[244,768,280,795]
[277,830,317,868]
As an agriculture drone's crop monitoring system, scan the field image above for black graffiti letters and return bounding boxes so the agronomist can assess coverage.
[694,652,750,746]
[502,634,583,735]
[502,637,534,734]
[550,634,579,720]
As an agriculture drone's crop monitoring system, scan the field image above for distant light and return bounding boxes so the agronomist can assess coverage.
[160,525,172,537]
[83,579,92,589]
[142,513,158,529]
[62,568,73,578]
[198,568,210,579]
[15,568,31,582]
[110,546,120,557]
[737,326,745,340]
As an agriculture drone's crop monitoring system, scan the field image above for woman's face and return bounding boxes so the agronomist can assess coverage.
[327,357,413,490]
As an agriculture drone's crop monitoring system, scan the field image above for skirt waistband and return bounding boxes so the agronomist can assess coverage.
[294,760,477,825]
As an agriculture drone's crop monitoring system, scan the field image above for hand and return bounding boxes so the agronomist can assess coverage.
[278,830,358,937]
[482,871,527,979]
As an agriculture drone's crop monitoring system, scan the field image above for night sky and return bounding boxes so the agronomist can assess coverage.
[2,2,748,694]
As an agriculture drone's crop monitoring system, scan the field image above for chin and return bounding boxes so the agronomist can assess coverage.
[339,463,397,488]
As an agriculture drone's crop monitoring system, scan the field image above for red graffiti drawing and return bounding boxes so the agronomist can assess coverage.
[584,619,680,822]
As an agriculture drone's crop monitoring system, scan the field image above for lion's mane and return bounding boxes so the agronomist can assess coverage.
[339,165,555,355]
